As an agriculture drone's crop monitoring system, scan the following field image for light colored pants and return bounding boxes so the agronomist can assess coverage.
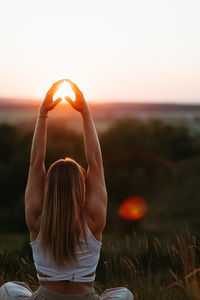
[0,281,134,300]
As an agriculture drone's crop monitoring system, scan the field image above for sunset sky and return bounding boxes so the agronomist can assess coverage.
[0,0,200,103]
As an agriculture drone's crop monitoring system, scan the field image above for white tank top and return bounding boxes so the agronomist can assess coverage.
[30,225,102,282]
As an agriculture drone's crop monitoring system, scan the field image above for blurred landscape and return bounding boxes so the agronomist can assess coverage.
[1,98,200,234]
[1,99,200,299]
[2,99,200,134]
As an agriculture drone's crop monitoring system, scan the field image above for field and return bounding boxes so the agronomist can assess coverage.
[1,102,200,299]
[1,230,200,299]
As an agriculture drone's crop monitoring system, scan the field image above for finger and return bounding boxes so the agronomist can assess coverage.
[48,79,66,95]
[66,79,83,96]
[51,79,65,90]
[66,79,82,95]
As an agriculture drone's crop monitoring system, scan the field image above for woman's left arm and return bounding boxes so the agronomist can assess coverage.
[25,80,63,234]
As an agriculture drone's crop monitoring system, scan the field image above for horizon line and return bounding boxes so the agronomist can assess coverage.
[0,96,200,106]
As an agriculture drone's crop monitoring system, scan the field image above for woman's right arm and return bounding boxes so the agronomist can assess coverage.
[65,80,107,232]
[82,106,107,230]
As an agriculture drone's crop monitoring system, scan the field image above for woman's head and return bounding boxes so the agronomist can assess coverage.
[45,158,86,210]
[40,157,88,267]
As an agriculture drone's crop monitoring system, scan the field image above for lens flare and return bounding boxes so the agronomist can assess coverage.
[53,81,75,102]
[118,196,147,221]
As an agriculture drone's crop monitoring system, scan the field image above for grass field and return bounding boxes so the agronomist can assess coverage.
[1,229,200,299]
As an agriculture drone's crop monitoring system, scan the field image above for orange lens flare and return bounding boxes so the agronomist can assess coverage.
[53,81,75,103]
[118,197,147,221]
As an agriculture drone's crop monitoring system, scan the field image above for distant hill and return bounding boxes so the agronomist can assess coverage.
[1,98,200,133]
[0,97,40,108]
[1,97,200,111]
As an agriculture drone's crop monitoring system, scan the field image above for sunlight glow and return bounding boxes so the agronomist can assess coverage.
[53,81,76,103]
[1,0,200,102]
[118,197,147,221]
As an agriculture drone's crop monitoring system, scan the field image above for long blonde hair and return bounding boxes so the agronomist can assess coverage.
[40,157,88,267]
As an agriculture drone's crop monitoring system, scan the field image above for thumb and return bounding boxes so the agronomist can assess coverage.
[65,96,74,106]
[49,97,62,110]
[54,97,62,105]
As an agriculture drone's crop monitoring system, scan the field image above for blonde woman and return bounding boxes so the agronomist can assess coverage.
[0,80,133,300]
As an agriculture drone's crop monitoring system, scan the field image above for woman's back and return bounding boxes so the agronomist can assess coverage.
[31,224,102,282]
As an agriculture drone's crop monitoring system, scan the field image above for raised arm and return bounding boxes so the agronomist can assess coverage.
[65,80,107,232]
[25,80,63,235]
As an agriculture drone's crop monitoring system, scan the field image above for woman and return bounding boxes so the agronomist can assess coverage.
[0,79,133,300]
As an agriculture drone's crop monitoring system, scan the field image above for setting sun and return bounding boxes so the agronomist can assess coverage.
[118,197,147,221]
[53,81,76,103]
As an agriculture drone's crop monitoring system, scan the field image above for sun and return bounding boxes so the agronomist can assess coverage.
[53,81,76,103]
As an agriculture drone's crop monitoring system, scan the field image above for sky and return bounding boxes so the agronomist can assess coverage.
[0,0,200,103]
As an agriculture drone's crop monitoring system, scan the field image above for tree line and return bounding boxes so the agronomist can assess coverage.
[0,118,200,233]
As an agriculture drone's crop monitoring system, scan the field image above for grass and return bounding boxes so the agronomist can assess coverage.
[0,234,29,250]
[1,229,200,299]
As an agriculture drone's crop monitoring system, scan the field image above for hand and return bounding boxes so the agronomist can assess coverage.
[64,79,89,114]
[39,79,65,116]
